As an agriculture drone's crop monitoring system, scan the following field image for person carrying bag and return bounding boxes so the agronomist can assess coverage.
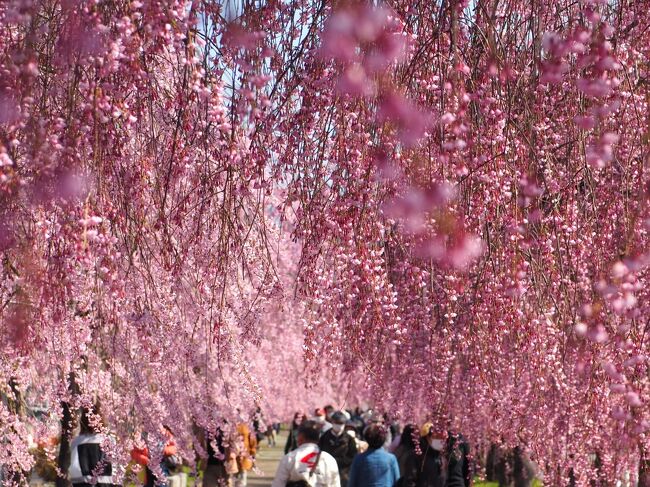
[286,450,321,487]
[271,420,340,487]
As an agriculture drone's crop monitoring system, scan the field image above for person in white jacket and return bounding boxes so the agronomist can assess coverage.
[69,408,116,487]
[271,421,340,487]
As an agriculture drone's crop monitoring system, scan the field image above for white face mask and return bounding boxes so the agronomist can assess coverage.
[331,423,345,435]
[428,438,444,451]
[315,415,326,424]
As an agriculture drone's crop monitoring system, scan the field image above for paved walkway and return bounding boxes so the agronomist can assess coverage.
[248,433,285,487]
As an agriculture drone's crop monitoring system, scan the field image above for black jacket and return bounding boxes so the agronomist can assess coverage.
[396,440,447,487]
[397,435,470,487]
[318,429,358,475]
[206,427,226,466]
[445,433,471,487]
[284,426,299,454]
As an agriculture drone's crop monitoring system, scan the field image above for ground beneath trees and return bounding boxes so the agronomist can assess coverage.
[248,433,285,487]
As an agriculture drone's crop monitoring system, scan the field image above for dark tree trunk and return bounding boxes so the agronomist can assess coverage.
[486,443,498,481]
[6,377,29,484]
[55,400,74,487]
[495,446,513,487]
[639,444,650,487]
[512,446,535,487]
[56,372,79,487]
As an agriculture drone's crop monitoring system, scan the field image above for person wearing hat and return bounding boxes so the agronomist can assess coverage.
[319,411,358,487]
[414,422,470,487]
[313,407,333,434]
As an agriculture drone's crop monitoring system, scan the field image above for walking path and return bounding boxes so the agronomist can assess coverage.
[248,434,285,487]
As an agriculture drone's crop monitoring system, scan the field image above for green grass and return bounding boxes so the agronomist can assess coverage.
[474,479,542,487]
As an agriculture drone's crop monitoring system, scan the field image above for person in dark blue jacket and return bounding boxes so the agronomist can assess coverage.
[348,424,400,487]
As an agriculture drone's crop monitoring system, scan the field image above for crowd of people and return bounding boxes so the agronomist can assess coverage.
[63,405,269,487]
[57,404,477,487]
[272,406,472,487]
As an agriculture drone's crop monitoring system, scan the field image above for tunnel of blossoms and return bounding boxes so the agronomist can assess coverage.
[0,0,649,485]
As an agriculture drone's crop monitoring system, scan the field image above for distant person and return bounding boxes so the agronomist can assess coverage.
[350,408,365,433]
[285,412,305,454]
[70,407,116,487]
[319,411,358,486]
[401,423,446,487]
[265,420,277,447]
[271,420,341,487]
[348,424,399,487]
[389,420,402,451]
[417,423,471,487]
[393,423,418,485]
[161,426,185,487]
[445,430,471,487]
[313,408,332,434]
[202,424,235,487]
[324,405,335,423]
[366,413,392,450]
[234,421,258,487]
[131,426,183,487]
[345,423,368,454]
[252,406,267,443]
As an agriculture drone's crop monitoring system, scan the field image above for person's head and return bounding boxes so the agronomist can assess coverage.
[162,424,174,439]
[369,412,385,425]
[297,420,321,445]
[293,411,305,426]
[420,422,445,451]
[344,423,357,438]
[330,411,347,436]
[364,424,388,450]
[399,423,419,449]
[79,404,102,435]
[313,408,326,424]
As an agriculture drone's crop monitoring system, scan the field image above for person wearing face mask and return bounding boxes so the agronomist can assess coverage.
[318,412,358,487]
[404,423,445,487]
[412,423,471,487]
[313,408,333,434]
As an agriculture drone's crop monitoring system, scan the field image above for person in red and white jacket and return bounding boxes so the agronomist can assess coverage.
[271,420,340,487]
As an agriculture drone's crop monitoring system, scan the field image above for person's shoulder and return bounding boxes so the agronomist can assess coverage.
[73,433,103,445]
[283,446,299,460]
[373,447,390,456]
[321,449,336,460]
[320,450,338,465]
[379,448,398,462]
